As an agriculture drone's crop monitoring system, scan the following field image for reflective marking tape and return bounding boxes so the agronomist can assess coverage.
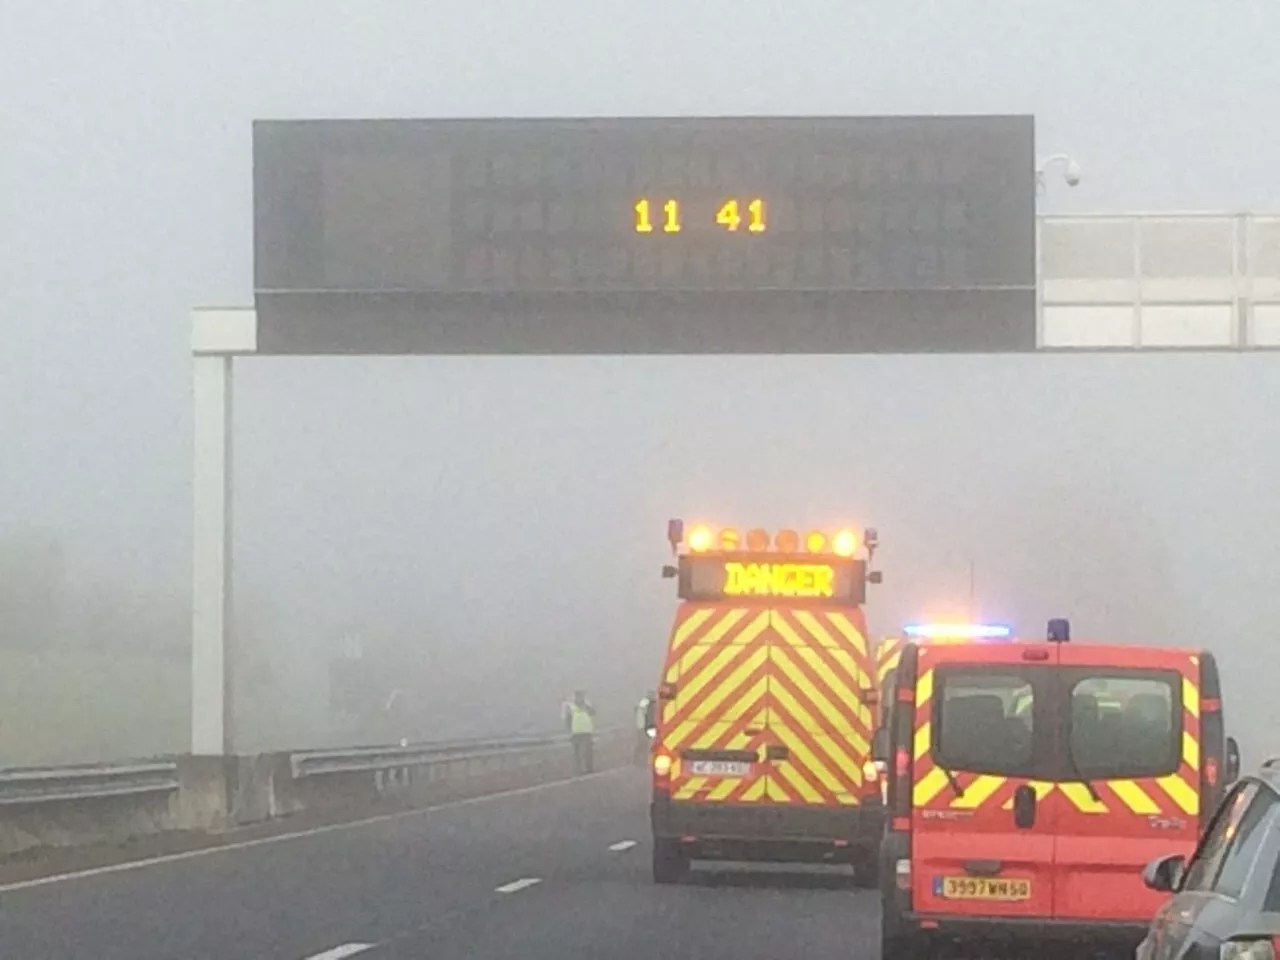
[913,766,950,807]
[913,722,932,762]
[1156,774,1200,815]
[1183,732,1200,770]
[1110,779,1161,815]
[950,774,1005,810]
[916,668,935,708]
[1060,782,1108,814]
[1182,678,1200,718]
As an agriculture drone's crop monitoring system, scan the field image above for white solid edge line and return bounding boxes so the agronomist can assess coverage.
[607,840,637,852]
[304,944,376,960]
[0,766,630,894]
[495,877,542,894]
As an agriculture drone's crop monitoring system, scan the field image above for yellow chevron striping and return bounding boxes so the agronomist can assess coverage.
[1183,731,1200,770]
[673,775,708,800]
[741,777,768,802]
[676,610,764,685]
[770,642,862,738]
[806,646,873,729]
[913,766,950,807]
[916,668,935,708]
[771,722,848,798]
[1110,779,1161,815]
[950,774,1005,810]
[676,625,766,713]
[1182,678,1200,718]
[1001,781,1056,809]
[1060,782,1109,814]
[773,757,825,804]
[821,610,870,657]
[681,646,770,728]
[690,681,769,750]
[670,607,716,653]
[914,721,932,762]
[663,718,701,751]
[707,777,741,802]
[769,688,860,791]
[768,680,860,783]
[1156,775,1200,816]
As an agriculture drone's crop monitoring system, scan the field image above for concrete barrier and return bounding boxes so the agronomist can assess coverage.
[0,729,633,859]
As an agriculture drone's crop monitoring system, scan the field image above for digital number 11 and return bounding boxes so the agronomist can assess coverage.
[634,198,681,233]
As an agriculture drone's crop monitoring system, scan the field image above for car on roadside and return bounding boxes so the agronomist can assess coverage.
[1139,758,1280,960]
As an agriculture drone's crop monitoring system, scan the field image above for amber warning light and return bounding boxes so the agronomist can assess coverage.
[664,521,882,604]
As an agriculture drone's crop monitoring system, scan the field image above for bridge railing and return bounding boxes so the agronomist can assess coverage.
[1037,212,1280,350]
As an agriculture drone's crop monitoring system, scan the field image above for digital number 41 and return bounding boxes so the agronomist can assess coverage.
[634,198,767,234]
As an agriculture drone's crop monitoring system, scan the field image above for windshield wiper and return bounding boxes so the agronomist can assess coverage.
[940,765,966,797]
[1067,751,1101,803]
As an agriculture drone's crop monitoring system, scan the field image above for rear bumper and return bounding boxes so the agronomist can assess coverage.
[651,794,885,862]
[896,914,1148,947]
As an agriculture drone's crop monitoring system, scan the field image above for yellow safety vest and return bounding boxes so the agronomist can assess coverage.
[568,703,595,735]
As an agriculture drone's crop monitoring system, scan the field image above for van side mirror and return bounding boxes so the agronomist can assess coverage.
[1226,737,1241,784]
[1142,854,1185,893]
[872,727,890,763]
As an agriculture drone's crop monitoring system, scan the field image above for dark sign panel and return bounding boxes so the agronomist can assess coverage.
[253,116,1035,355]
[678,555,867,606]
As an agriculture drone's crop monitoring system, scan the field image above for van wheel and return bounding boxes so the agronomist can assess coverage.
[881,930,927,960]
[852,857,879,888]
[652,839,688,884]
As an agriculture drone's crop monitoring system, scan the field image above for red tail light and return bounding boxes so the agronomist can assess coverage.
[1206,757,1219,787]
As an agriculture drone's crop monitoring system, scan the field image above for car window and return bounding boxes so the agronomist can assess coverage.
[1183,782,1260,892]
[934,669,1034,775]
[1068,672,1180,779]
[1215,790,1280,900]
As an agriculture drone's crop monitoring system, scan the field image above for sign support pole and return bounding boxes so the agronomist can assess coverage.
[191,309,257,756]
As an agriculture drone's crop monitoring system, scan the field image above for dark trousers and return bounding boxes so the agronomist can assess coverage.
[571,733,594,774]
[634,730,651,765]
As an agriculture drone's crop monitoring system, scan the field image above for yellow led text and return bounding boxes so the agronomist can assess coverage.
[722,562,835,599]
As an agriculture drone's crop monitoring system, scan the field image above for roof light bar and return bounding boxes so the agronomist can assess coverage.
[903,623,1013,641]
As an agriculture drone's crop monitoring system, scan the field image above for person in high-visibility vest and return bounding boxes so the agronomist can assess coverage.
[634,691,656,765]
[563,690,597,774]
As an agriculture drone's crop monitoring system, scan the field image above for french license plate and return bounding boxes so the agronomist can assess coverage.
[689,760,751,777]
[936,876,1031,901]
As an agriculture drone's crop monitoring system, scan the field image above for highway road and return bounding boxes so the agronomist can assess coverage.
[0,767,881,959]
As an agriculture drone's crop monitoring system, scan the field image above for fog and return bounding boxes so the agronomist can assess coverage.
[2,1,1279,767]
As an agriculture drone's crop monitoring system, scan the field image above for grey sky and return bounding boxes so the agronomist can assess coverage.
[3,1,1279,760]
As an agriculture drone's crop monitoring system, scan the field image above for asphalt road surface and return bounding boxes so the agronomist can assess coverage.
[0,768,881,959]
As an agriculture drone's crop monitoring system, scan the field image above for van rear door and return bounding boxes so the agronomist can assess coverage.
[1051,644,1203,923]
[662,603,775,805]
[765,606,875,808]
[910,642,1058,920]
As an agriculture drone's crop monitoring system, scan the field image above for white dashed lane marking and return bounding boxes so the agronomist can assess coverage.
[608,840,637,852]
[303,945,375,960]
[495,877,542,894]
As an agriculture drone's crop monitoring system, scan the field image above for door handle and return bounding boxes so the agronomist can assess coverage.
[1013,784,1037,829]
[745,728,764,736]
[766,744,790,762]
[964,859,1003,876]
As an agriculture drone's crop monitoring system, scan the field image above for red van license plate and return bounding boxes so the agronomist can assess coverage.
[937,876,1031,901]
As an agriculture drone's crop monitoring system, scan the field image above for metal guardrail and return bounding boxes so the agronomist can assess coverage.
[288,732,571,780]
[0,762,179,807]
[0,729,624,806]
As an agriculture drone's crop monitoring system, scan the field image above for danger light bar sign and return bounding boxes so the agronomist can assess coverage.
[678,555,866,605]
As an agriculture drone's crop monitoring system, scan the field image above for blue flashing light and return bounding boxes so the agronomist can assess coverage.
[903,623,1013,642]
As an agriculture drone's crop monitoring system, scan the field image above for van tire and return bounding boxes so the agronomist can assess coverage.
[652,839,688,884]
[852,857,879,888]
[880,930,926,960]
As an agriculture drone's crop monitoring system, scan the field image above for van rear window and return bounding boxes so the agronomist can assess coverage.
[934,670,1035,775]
[1068,672,1181,779]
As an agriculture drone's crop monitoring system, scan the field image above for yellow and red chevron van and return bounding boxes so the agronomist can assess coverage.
[877,619,1233,959]
[649,520,884,884]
